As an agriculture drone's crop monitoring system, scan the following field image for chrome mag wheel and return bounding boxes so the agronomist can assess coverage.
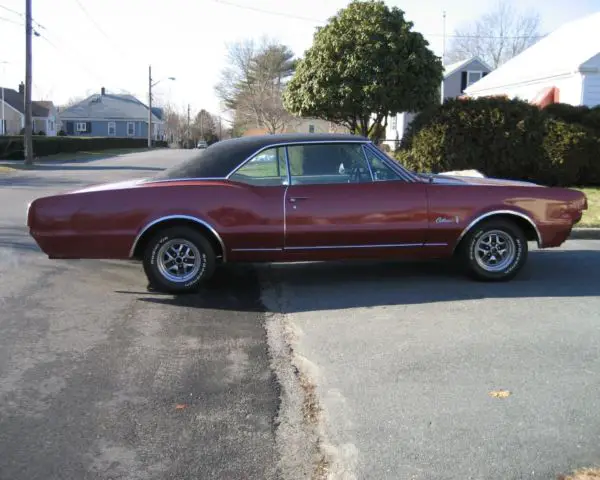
[156,238,203,283]
[473,229,516,272]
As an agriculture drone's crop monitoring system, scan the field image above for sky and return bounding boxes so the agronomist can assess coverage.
[0,0,599,121]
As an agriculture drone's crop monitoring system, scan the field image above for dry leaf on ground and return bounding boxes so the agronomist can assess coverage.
[488,390,511,398]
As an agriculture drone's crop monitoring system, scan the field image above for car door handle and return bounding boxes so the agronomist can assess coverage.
[289,197,308,203]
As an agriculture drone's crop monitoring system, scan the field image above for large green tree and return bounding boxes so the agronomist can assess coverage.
[283,0,443,139]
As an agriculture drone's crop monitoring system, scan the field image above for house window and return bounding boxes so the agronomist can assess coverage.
[467,71,484,87]
[108,122,116,136]
[127,122,135,136]
[390,115,397,130]
[76,122,87,132]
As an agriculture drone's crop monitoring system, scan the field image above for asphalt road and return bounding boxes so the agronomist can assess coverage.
[260,241,600,479]
[0,150,280,480]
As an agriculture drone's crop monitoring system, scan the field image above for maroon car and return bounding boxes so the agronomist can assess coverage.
[27,133,587,293]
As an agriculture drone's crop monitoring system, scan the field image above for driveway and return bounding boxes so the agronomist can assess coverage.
[0,150,280,480]
[261,241,600,480]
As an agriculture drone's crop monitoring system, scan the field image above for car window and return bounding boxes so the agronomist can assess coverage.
[364,147,404,181]
[286,143,372,185]
[229,147,288,186]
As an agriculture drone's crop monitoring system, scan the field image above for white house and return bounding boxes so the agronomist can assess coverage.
[464,12,600,107]
[0,82,59,136]
[383,56,492,149]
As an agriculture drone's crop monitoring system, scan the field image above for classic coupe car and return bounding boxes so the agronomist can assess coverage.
[27,133,587,293]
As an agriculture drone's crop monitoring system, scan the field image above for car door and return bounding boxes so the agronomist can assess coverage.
[224,146,288,259]
[283,142,429,258]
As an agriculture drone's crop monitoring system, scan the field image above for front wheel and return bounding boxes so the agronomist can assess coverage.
[142,226,217,293]
[459,219,528,282]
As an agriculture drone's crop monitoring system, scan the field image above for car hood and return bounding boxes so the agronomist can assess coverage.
[70,178,146,194]
[423,173,541,187]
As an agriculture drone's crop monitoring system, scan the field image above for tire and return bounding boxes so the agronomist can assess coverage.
[459,218,528,282]
[142,226,216,293]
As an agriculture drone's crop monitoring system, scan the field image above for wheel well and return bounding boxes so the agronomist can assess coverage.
[453,213,540,254]
[131,218,225,261]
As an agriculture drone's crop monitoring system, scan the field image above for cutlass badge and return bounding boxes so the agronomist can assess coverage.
[435,216,460,224]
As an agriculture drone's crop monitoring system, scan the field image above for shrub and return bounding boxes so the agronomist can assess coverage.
[397,97,548,181]
[540,120,598,186]
[0,136,168,160]
[395,97,600,186]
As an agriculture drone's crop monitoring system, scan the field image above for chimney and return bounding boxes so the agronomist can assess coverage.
[18,82,24,94]
[101,87,105,95]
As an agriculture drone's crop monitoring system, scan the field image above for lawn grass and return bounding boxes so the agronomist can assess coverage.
[575,187,600,228]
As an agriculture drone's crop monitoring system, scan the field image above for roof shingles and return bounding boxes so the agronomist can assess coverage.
[59,93,162,122]
[0,87,50,117]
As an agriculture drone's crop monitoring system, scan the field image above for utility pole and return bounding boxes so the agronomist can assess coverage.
[24,0,34,165]
[187,104,190,146]
[441,10,447,105]
[1,61,7,136]
[200,111,203,140]
[147,64,152,148]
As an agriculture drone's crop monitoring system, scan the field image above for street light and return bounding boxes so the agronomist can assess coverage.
[148,64,175,148]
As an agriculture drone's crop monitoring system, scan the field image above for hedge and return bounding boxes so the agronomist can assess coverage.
[0,136,168,160]
[395,97,600,187]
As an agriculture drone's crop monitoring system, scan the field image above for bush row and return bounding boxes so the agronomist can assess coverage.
[395,97,600,187]
[0,136,168,160]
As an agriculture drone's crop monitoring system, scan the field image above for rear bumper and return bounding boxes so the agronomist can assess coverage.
[29,229,134,259]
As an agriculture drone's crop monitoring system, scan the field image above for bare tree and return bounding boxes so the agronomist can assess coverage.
[191,109,218,142]
[446,0,542,68]
[215,37,297,134]
[160,102,187,144]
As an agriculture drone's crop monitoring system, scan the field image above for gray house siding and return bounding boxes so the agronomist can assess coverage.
[444,59,491,99]
[63,119,149,138]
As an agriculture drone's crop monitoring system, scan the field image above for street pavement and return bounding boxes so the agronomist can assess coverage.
[3,149,600,480]
[260,241,600,480]
[0,150,279,480]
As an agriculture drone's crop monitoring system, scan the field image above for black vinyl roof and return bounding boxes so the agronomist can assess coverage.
[152,133,369,180]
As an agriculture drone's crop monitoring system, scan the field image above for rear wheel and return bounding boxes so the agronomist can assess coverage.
[459,218,528,281]
[142,226,216,293]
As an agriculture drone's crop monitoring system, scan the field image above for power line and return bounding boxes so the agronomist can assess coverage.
[0,3,20,16]
[0,15,22,26]
[211,0,545,40]
[72,0,114,43]
[72,0,146,68]
[213,0,322,23]
[37,32,105,83]
[0,4,45,30]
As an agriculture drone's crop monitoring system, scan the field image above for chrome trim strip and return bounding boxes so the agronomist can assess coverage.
[142,177,227,184]
[364,143,418,183]
[231,242,449,252]
[283,146,292,187]
[225,139,370,179]
[452,210,542,252]
[361,144,375,181]
[231,248,283,252]
[128,214,227,261]
[285,243,423,250]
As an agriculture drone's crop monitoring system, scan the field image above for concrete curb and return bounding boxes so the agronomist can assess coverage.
[570,228,600,240]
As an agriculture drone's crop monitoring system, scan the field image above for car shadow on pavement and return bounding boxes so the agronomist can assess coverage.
[122,265,266,313]
[132,248,600,313]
